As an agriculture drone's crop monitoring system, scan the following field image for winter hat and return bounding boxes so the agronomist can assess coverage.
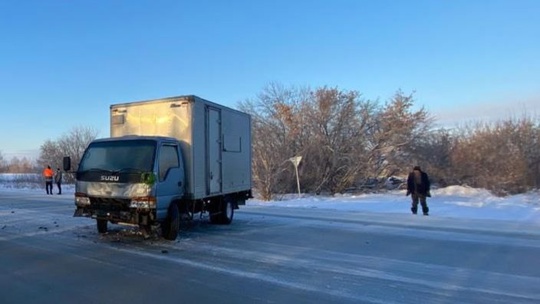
[413,166,421,171]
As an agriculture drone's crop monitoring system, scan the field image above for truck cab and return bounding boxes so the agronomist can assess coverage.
[67,136,186,239]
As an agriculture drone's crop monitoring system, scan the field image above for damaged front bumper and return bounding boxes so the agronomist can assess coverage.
[74,196,157,226]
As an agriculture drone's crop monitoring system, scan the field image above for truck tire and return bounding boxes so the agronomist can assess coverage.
[209,211,220,224]
[97,219,108,234]
[162,203,180,241]
[221,199,234,225]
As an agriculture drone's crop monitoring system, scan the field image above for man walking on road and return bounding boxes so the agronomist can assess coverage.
[43,165,54,195]
[406,165,431,215]
[54,168,63,195]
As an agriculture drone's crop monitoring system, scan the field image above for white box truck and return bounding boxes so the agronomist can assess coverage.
[64,95,252,240]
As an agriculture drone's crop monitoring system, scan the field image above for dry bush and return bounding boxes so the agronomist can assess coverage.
[240,85,433,198]
[242,83,539,198]
[450,116,539,195]
[239,83,308,200]
[38,126,99,183]
[362,90,432,182]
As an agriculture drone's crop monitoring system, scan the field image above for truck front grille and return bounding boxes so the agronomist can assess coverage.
[89,197,130,212]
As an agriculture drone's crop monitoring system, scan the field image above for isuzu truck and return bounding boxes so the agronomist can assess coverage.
[64,95,252,240]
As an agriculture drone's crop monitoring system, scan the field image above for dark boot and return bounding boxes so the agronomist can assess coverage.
[411,207,417,215]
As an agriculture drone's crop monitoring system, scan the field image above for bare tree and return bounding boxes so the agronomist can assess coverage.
[238,83,309,200]
[242,82,538,198]
[359,91,432,186]
[449,116,539,195]
[299,87,372,194]
[241,84,383,197]
[408,128,457,186]
[0,150,6,173]
[38,140,62,169]
[38,126,99,181]
[57,126,100,171]
[7,157,34,173]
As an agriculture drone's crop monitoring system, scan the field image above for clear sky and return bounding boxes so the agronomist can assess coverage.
[1,0,539,159]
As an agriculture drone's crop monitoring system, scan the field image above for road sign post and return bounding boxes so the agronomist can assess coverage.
[289,156,302,197]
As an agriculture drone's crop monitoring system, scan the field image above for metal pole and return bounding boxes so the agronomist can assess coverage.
[289,156,302,198]
[294,164,301,197]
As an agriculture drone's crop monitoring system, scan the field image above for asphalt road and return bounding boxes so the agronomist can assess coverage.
[1,192,539,304]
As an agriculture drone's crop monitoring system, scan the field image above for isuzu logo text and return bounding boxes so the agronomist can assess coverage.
[100,175,120,182]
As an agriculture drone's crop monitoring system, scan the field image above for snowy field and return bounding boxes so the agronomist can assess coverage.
[1,173,539,225]
[248,186,540,224]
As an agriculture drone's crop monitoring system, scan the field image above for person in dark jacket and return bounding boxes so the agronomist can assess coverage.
[54,168,63,195]
[406,166,431,215]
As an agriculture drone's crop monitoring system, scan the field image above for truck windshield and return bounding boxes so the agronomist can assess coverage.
[78,140,156,172]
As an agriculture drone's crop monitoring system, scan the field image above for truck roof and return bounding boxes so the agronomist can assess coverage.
[91,135,180,144]
[109,94,249,117]
[110,94,195,107]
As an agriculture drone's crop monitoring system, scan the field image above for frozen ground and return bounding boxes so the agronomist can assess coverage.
[1,182,540,303]
[1,179,539,224]
[248,185,540,224]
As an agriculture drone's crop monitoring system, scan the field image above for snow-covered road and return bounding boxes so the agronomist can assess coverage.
[1,191,539,303]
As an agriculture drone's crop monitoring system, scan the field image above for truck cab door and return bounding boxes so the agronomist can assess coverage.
[156,143,185,213]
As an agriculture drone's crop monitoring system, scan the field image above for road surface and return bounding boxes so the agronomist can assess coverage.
[1,191,539,303]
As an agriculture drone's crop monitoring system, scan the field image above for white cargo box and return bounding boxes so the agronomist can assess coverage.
[110,95,251,200]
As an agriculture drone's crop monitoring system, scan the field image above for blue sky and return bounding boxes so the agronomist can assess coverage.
[1,0,539,158]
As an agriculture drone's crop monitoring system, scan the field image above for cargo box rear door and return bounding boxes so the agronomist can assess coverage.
[207,106,222,195]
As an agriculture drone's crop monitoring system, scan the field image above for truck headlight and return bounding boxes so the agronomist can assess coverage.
[130,197,156,209]
[75,194,91,206]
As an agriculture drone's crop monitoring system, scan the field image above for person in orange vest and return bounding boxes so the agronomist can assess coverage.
[42,165,54,195]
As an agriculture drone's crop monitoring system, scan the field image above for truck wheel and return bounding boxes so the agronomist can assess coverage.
[221,199,234,224]
[162,203,180,241]
[209,210,220,224]
[97,219,108,234]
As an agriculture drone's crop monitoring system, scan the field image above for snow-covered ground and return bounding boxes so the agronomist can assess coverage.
[247,186,540,224]
[1,179,539,224]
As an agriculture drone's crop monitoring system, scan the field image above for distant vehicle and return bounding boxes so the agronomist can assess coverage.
[64,95,252,240]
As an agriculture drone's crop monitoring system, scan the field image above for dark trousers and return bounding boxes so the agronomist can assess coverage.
[45,181,53,194]
[411,193,429,214]
[56,182,62,194]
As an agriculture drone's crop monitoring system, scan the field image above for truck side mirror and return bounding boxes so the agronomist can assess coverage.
[63,156,71,172]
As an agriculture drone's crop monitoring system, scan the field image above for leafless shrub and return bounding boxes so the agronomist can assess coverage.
[299,87,373,194]
[451,116,540,195]
[242,81,540,198]
[239,83,309,200]
[360,90,433,183]
[38,126,99,183]
[0,151,6,172]
[240,84,434,199]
